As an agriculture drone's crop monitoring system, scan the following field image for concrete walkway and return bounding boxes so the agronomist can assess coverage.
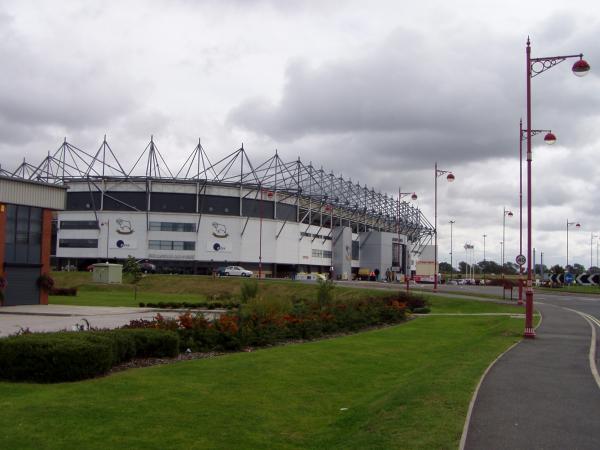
[463,302,600,450]
[0,305,223,337]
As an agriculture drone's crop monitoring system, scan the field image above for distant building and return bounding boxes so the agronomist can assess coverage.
[2,138,434,279]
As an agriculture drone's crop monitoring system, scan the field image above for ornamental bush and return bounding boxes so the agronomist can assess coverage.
[0,328,179,383]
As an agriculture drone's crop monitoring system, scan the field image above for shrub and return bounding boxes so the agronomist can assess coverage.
[0,332,113,383]
[0,328,179,383]
[49,287,78,296]
[316,278,335,308]
[36,274,55,291]
[123,255,142,283]
[119,328,179,358]
[240,279,259,303]
[397,292,428,311]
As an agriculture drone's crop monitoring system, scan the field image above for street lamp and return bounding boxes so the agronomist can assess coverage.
[524,38,589,338]
[502,207,513,270]
[100,220,110,262]
[519,120,554,304]
[566,219,581,268]
[449,220,455,280]
[259,188,273,279]
[590,233,597,269]
[434,162,455,291]
[397,189,418,280]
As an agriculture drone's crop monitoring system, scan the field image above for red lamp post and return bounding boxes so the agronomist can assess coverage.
[524,38,590,338]
[325,204,333,279]
[434,162,455,292]
[397,189,418,284]
[502,207,513,270]
[258,188,273,279]
[518,120,554,305]
[566,220,581,268]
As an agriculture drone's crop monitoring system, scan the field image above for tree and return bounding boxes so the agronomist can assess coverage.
[478,260,502,275]
[439,262,454,274]
[458,261,471,274]
[550,264,564,274]
[570,263,586,276]
[123,255,142,283]
[502,262,518,275]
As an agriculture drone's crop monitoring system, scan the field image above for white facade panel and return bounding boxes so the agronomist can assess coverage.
[0,177,66,210]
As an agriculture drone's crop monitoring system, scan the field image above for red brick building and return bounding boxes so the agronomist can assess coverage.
[0,176,66,306]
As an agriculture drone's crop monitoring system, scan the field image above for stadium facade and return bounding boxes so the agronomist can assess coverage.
[2,138,434,278]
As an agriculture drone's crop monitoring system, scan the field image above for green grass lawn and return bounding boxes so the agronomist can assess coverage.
[0,314,523,449]
[49,272,392,307]
[426,295,525,314]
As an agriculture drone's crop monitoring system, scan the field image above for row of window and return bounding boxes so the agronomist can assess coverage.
[59,239,98,248]
[4,205,42,264]
[311,249,333,259]
[59,220,197,232]
[148,240,196,251]
[148,222,196,232]
[58,239,197,250]
[300,232,332,240]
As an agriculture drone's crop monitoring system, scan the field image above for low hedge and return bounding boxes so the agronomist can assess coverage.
[49,287,78,296]
[140,301,239,310]
[0,329,179,383]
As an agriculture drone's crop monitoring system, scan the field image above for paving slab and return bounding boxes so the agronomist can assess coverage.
[0,305,222,337]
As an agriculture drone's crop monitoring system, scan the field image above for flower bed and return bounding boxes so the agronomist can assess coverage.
[126,293,427,352]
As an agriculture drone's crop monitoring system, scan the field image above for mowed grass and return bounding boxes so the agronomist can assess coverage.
[426,295,526,314]
[0,314,524,450]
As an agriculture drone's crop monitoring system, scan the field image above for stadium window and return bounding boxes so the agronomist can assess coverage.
[60,220,99,230]
[59,239,98,248]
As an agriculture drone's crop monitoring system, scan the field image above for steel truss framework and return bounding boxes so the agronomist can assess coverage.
[4,137,434,254]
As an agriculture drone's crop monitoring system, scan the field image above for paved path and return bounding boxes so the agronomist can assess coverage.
[0,305,223,337]
[464,300,600,450]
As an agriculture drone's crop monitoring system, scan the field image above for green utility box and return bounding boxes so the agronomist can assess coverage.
[92,263,123,284]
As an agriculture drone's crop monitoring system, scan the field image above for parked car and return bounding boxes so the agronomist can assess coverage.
[140,261,156,273]
[223,266,253,277]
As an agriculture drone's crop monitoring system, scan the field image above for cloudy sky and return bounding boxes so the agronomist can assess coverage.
[2,0,600,268]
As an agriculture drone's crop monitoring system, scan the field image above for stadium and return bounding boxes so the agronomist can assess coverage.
[2,137,434,279]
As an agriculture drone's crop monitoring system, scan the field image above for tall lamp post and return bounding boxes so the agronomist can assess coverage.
[524,38,590,338]
[449,220,455,280]
[590,233,597,269]
[434,162,455,292]
[100,220,110,262]
[258,188,273,279]
[566,219,581,268]
[398,189,418,280]
[519,120,554,304]
[502,207,513,270]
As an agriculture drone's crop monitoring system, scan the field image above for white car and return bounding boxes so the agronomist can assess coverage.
[223,266,253,277]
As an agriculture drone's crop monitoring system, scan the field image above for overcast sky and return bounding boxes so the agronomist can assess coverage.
[2,0,600,268]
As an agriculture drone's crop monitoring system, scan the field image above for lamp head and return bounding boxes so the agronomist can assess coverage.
[411,192,418,201]
[446,173,455,182]
[572,58,591,77]
[544,132,557,145]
